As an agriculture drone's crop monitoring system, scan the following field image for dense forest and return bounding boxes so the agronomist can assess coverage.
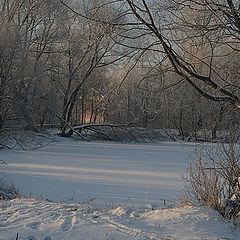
[0,0,239,141]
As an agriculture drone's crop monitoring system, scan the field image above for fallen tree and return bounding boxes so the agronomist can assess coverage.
[71,123,138,142]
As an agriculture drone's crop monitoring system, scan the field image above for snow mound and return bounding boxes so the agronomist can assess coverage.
[0,198,239,240]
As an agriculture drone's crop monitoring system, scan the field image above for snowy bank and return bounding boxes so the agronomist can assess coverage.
[0,198,239,240]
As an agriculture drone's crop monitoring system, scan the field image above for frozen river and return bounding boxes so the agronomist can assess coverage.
[1,140,196,206]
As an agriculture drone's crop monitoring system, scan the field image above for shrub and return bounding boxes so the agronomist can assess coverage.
[0,160,19,200]
[184,142,240,222]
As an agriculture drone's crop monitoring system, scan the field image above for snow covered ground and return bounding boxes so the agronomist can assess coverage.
[1,139,240,239]
[1,140,195,206]
[1,198,239,240]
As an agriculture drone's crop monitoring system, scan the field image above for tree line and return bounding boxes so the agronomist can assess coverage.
[0,0,239,140]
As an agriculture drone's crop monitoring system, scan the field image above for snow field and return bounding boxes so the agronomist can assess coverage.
[1,141,194,205]
[1,140,240,239]
[0,198,239,240]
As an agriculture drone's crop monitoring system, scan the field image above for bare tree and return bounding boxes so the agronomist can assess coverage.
[52,0,138,136]
[0,0,63,130]
[109,0,240,108]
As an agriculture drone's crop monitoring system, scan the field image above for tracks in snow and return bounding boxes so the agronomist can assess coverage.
[1,198,237,240]
[0,198,166,240]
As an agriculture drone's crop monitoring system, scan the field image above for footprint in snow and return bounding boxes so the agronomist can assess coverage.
[26,221,41,230]
[27,235,37,240]
[61,216,75,232]
[44,237,53,240]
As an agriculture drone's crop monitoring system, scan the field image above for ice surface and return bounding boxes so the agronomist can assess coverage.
[1,141,195,206]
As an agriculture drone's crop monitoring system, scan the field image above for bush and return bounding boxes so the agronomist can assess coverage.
[0,129,54,150]
[0,160,19,200]
[0,183,19,200]
[184,142,240,222]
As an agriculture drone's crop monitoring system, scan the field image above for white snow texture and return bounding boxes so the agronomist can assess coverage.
[0,140,240,239]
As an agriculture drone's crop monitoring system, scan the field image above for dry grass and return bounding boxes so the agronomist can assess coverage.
[184,142,240,222]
